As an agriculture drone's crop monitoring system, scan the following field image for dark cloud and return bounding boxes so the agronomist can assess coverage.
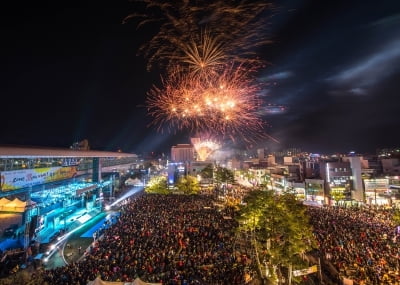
[261,0,400,153]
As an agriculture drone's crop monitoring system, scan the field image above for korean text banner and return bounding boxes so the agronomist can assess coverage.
[1,166,77,191]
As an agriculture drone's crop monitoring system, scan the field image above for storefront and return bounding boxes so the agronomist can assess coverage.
[364,178,390,205]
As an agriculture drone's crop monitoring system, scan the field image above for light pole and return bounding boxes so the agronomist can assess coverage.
[110,174,115,202]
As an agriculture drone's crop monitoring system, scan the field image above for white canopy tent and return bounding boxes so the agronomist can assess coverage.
[87,277,161,285]
[0,198,26,212]
[0,197,10,207]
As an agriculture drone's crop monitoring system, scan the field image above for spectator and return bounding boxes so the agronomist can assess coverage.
[39,194,253,285]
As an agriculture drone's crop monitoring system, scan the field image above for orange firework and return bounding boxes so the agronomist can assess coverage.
[191,137,221,161]
[177,31,227,76]
[146,64,267,143]
[127,0,277,144]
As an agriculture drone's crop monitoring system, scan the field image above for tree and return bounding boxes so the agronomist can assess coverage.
[330,189,345,203]
[237,190,275,280]
[145,176,169,194]
[200,164,214,179]
[214,166,235,186]
[176,175,201,195]
[237,190,318,284]
[199,164,215,187]
[393,209,400,226]
[268,194,318,284]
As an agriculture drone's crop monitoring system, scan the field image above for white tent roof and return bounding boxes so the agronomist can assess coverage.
[2,198,26,212]
[0,197,10,206]
[5,198,26,208]
[87,277,161,285]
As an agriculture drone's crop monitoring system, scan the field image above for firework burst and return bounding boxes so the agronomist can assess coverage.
[127,0,278,145]
[146,64,268,143]
[191,136,221,161]
[178,31,227,76]
[125,0,273,72]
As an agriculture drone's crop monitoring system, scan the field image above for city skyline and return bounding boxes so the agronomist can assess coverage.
[1,0,399,155]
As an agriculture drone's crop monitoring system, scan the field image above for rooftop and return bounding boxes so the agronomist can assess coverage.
[0,145,137,159]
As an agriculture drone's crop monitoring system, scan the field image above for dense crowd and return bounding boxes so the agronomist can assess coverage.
[5,186,400,285]
[40,194,252,285]
[307,206,400,285]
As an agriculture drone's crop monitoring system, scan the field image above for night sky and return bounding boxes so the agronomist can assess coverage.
[1,0,399,155]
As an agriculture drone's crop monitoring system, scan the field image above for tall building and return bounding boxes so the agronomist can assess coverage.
[257,148,267,160]
[343,156,364,201]
[320,160,353,203]
[171,144,194,163]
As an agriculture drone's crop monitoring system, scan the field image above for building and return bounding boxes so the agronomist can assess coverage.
[170,144,194,163]
[320,160,353,204]
[166,162,186,185]
[304,179,325,204]
[381,158,400,175]
[363,177,390,205]
[342,156,364,201]
[0,145,137,251]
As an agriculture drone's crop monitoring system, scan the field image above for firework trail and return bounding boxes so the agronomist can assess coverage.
[126,0,278,145]
[125,0,273,72]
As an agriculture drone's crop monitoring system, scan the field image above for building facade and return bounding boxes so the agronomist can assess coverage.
[171,144,194,163]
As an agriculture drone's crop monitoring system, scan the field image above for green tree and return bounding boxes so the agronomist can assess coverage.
[269,194,318,284]
[214,166,235,186]
[200,164,214,179]
[237,190,276,279]
[237,190,318,284]
[393,209,400,226]
[176,175,201,195]
[331,189,345,203]
[145,175,169,194]
[199,164,214,188]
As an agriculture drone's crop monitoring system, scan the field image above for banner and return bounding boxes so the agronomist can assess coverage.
[343,277,354,285]
[1,166,77,191]
[292,265,318,277]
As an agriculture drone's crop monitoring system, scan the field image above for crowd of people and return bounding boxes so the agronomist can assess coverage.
[4,187,400,285]
[40,194,253,285]
[307,206,400,285]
